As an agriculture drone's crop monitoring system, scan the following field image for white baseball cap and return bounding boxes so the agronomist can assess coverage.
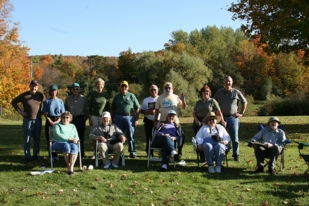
[102,111,111,118]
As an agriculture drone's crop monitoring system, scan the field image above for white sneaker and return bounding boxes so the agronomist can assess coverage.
[215,166,221,173]
[112,163,119,168]
[103,163,111,169]
[91,155,96,159]
[208,165,215,173]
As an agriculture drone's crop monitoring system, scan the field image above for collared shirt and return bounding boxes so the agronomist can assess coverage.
[213,88,246,116]
[111,92,140,115]
[65,94,89,117]
[251,126,286,147]
[194,98,220,118]
[195,124,230,145]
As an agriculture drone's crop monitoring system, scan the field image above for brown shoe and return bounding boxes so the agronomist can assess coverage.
[268,168,276,175]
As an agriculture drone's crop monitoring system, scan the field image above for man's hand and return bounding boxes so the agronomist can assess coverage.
[99,136,106,143]
[18,110,27,117]
[119,135,126,143]
[221,120,227,127]
[134,120,139,127]
[264,143,273,148]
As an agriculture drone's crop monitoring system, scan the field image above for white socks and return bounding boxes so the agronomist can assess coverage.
[170,150,177,157]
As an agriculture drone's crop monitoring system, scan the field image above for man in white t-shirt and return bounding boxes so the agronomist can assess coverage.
[154,82,186,124]
[141,85,159,156]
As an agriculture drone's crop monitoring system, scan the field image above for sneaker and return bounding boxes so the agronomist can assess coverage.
[215,166,221,173]
[268,168,276,175]
[112,163,119,168]
[160,167,167,172]
[24,157,31,162]
[68,171,75,175]
[130,154,136,158]
[103,163,111,169]
[33,157,41,161]
[208,165,215,173]
[91,155,96,159]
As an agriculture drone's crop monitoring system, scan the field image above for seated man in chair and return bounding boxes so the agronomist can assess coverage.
[251,116,286,175]
[89,111,126,169]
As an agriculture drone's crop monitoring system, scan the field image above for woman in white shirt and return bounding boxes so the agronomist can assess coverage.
[196,112,230,173]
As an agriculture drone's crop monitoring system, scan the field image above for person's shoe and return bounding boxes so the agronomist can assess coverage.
[233,155,239,162]
[208,165,215,173]
[160,167,167,172]
[254,167,264,173]
[54,156,59,161]
[68,171,75,175]
[24,157,31,162]
[215,166,221,173]
[130,154,136,158]
[112,163,119,168]
[103,163,111,169]
[91,155,96,159]
[268,168,276,175]
[173,154,180,162]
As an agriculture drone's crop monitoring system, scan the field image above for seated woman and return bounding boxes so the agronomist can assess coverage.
[196,112,230,173]
[52,111,79,175]
[152,110,183,172]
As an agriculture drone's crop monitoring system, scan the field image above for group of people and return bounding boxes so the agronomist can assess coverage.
[11,76,285,175]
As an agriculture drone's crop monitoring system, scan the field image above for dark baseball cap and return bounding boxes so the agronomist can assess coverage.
[30,80,39,85]
[49,84,58,90]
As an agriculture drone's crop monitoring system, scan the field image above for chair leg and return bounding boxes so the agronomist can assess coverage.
[147,140,151,167]
[95,140,98,167]
[121,150,125,166]
[50,142,54,171]
[78,142,82,170]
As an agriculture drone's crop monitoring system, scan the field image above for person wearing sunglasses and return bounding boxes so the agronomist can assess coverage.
[11,80,46,162]
[65,82,89,158]
[51,111,79,175]
[195,112,230,173]
[213,76,247,162]
[88,78,110,159]
[43,84,65,162]
[141,85,159,157]
[111,80,140,158]
[152,110,184,171]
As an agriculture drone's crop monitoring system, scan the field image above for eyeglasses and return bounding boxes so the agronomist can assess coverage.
[208,118,215,121]
[203,90,209,93]
[165,87,171,90]
[150,89,157,92]
[72,88,79,91]
[121,85,127,88]
[62,116,70,119]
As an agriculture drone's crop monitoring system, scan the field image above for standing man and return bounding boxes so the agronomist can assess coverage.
[111,80,140,158]
[11,80,46,161]
[141,85,159,156]
[154,82,186,125]
[65,82,89,158]
[213,76,247,161]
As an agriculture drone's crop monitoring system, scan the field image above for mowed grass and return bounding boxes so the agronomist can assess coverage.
[0,116,309,206]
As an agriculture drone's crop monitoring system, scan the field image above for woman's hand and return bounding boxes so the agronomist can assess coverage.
[69,138,78,144]
[220,140,228,145]
[170,136,176,141]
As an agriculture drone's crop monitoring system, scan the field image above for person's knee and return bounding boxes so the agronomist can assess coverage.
[98,143,107,152]
[62,143,70,153]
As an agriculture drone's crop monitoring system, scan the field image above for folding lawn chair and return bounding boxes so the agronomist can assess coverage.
[49,127,82,171]
[296,142,309,175]
[94,138,125,168]
[195,137,230,168]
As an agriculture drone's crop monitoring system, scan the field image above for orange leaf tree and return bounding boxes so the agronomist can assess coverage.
[0,0,30,113]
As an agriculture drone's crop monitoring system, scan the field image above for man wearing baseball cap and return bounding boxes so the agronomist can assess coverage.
[65,82,89,158]
[11,80,46,161]
[111,80,140,158]
[250,116,286,175]
[89,111,126,169]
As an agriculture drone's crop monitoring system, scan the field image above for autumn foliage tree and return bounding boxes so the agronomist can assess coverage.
[0,0,30,113]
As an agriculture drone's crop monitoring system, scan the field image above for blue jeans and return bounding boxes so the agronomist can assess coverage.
[22,118,42,159]
[224,116,239,156]
[152,135,176,165]
[71,115,85,157]
[114,114,136,155]
[203,142,226,166]
[52,142,79,155]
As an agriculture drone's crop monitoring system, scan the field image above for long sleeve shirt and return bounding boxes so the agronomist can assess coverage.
[89,123,124,142]
[51,123,79,142]
[196,124,230,145]
[156,122,180,140]
[251,126,286,147]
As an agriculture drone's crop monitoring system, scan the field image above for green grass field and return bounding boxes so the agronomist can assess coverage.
[0,116,309,205]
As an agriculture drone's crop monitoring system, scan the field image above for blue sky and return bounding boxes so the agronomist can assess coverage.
[10,0,243,57]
